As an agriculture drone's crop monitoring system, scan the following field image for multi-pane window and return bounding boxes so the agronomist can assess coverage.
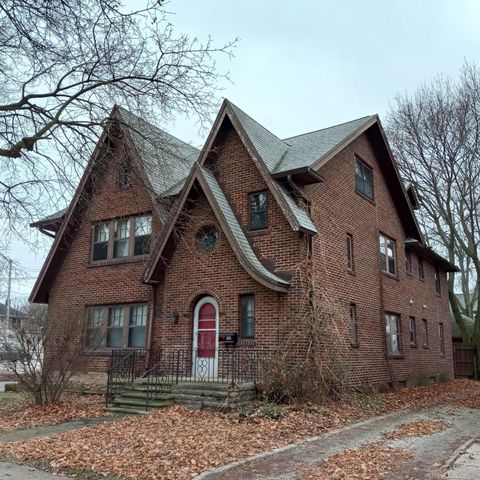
[347,234,354,272]
[422,319,429,347]
[107,306,124,347]
[435,268,441,295]
[86,308,104,348]
[350,303,358,346]
[134,215,152,256]
[129,304,147,348]
[249,192,268,230]
[405,250,412,275]
[385,313,401,355]
[86,304,147,350]
[93,223,109,261]
[113,219,130,258]
[380,234,396,275]
[409,316,417,346]
[439,322,445,356]
[355,157,374,200]
[118,158,131,189]
[92,214,152,262]
[418,255,424,280]
[239,294,255,338]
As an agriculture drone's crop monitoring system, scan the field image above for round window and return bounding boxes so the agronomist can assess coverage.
[196,226,218,253]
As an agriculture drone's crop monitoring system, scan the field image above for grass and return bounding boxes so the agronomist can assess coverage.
[0,391,25,406]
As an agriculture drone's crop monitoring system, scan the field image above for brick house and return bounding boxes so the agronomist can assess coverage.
[30,100,456,388]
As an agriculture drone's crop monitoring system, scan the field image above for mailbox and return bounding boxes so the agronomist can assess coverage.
[219,332,238,345]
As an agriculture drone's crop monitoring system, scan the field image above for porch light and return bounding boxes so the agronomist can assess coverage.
[171,311,179,324]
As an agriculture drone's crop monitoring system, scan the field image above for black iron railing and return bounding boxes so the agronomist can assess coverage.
[106,346,272,406]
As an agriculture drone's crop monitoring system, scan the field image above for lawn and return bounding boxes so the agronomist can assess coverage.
[0,379,479,480]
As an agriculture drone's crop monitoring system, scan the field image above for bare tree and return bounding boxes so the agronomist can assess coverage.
[0,0,235,243]
[386,61,480,364]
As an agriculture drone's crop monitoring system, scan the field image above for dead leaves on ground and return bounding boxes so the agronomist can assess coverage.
[384,420,448,440]
[304,443,413,480]
[0,395,110,433]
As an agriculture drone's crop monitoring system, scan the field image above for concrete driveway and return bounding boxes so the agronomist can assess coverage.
[197,404,480,480]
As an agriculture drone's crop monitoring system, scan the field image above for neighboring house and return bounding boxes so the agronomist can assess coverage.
[30,100,457,388]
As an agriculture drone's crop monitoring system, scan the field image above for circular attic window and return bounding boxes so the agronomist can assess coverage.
[196,226,219,253]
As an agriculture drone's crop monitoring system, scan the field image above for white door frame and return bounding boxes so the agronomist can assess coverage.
[192,296,219,380]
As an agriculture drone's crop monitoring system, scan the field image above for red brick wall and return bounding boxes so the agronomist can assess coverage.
[307,132,453,387]
[46,147,160,372]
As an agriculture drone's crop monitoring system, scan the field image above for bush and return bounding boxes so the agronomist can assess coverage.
[261,401,285,420]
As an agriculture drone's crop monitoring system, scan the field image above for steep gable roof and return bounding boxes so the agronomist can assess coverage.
[143,163,289,292]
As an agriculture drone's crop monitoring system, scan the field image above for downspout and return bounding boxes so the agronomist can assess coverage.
[147,283,157,353]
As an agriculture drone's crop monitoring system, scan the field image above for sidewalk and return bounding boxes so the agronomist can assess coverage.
[446,442,480,479]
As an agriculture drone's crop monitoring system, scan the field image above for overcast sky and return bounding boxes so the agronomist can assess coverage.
[5,0,480,302]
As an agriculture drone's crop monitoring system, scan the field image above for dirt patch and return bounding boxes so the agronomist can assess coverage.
[0,395,110,433]
[304,443,413,479]
[384,420,449,440]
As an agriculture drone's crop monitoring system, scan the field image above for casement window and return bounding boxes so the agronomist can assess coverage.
[379,234,396,275]
[239,294,255,338]
[249,192,268,230]
[355,156,374,200]
[118,158,131,189]
[346,234,354,272]
[409,316,417,346]
[85,304,147,350]
[418,255,424,280]
[405,250,412,275]
[350,303,359,346]
[385,313,401,355]
[91,214,152,262]
[439,322,445,356]
[422,318,429,348]
[435,268,441,295]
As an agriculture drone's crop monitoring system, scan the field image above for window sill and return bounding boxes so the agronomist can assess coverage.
[347,269,356,277]
[248,228,269,237]
[382,271,399,281]
[410,343,417,349]
[406,271,414,278]
[388,353,404,359]
[88,256,148,268]
[355,190,375,205]
[423,344,429,349]
[350,342,360,349]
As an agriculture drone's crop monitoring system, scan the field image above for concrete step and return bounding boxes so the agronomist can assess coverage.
[106,406,148,415]
[113,397,173,408]
[173,389,228,400]
[173,382,231,392]
[119,391,173,401]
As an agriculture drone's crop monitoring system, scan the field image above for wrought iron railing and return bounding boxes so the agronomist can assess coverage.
[105,346,272,406]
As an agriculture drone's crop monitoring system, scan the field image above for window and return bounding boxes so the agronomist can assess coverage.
[92,214,152,262]
[86,304,147,350]
[113,219,130,258]
[385,313,401,355]
[196,226,219,253]
[86,308,104,348]
[249,192,268,230]
[405,250,412,275]
[350,303,358,346]
[435,268,441,295]
[134,215,152,256]
[347,234,354,272]
[239,295,255,338]
[439,322,445,356]
[118,158,131,189]
[107,306,124,347]
[93,223,109,261]
[129,304,147,348]
[409,316,417,346]
[422,319,429,348]
[380,234,396,275]
[355,157,374,200]
[418,255,424,280]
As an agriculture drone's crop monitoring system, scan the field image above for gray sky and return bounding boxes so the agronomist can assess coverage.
[5,0,480,302]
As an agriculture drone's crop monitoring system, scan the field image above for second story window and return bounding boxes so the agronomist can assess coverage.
[118,158,131,189]
[92,214,152,262]
[350,303,358,346]
[385,313,401,355]
[355,156,374,200]
[249,191,268,230]
[347,234,354,272]
[435,268,441,295]
[380,234,396,275]
[405,250,412,275]
[422,318,429,348]
[439,322,445,356]
[418,255,424,280]
[409,316,417,346]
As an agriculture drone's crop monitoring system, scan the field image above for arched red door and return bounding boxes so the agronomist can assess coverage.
[193,296,218,379]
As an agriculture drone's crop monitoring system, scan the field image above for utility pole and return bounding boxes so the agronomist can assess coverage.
[5,258,12,337]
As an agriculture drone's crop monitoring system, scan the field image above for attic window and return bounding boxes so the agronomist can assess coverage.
[355,156,374,200]
[249,191,268,230]
[118,158,131,189]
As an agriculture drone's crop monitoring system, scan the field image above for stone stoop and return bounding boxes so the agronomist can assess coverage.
[172,382,257,411]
